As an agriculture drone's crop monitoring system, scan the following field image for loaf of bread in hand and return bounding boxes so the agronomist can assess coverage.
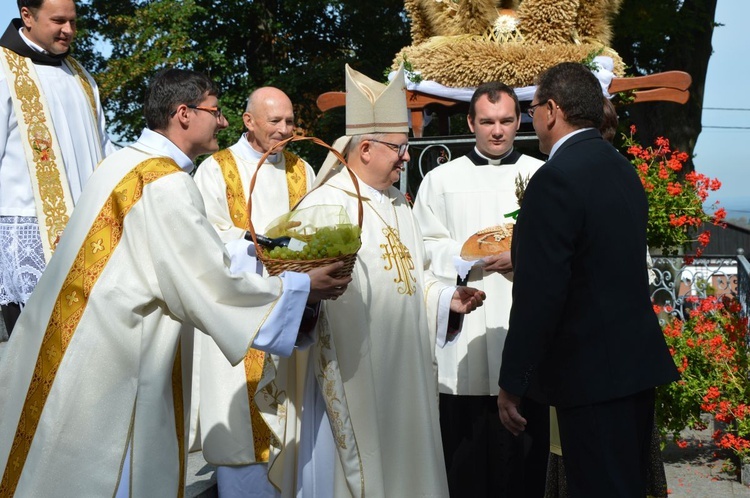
[460,223,514,260]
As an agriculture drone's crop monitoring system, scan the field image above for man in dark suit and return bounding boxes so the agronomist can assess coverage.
[497,62,679,497]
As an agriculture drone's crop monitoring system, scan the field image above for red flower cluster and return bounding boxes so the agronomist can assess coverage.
[624,126,726,256]
[656,295,750,462]
[715,433,750,454]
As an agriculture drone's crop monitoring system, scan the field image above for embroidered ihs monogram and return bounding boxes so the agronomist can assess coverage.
[380,225,416,295]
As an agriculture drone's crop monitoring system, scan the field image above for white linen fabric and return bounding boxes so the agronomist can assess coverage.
[0,130,309,497]
[392,55,616,101]
[412,152,543,395]
[265,166,453,497]
[0,28,116,304]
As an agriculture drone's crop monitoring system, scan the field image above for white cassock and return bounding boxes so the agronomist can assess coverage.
[0,27,116,305]
[412,150,543,395]
[193,135,315,497]
[0,129,310,497]
[263,166,457,497]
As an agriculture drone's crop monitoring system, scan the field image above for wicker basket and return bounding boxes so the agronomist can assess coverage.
[246,135,363,279]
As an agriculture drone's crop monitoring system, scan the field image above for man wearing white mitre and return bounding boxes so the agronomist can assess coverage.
[193,86,315,497]
[260,64,486,497]
[0,68,349,497]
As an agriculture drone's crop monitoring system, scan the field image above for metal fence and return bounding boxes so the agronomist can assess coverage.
[650,251,749,333]
[399,132,541,198]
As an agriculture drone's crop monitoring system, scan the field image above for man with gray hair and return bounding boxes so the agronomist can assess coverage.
[262,64,486,497]
[0,68,349,497]
[0,0,115,335]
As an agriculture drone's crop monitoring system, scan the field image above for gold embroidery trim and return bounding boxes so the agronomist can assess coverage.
[214,149,250,229]
[282,150,307,207]
[172,343,186,498]
[0,47,74,259]
[0,158,181,495]
[316,312,366,497]
[214,147,308,463]
[214,148,270,462]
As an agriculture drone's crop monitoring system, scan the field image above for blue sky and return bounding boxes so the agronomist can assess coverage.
[693,1,749,213]
[1,2,746,211]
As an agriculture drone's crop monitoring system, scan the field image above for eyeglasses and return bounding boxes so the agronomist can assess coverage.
[526,100,548,118]
[369,139,409,157]
[187,105,223,119]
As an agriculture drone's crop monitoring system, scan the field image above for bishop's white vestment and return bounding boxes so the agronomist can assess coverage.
[264,166,455,497]
[0,130,309,497]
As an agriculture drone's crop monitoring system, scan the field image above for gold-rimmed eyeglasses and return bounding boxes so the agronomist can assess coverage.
[187,105,223,119]
[369,139,409,157]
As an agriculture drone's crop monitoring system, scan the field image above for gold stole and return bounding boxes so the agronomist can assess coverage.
[213,147,307,463]
[0,158,181,496]
[0,48,100,261]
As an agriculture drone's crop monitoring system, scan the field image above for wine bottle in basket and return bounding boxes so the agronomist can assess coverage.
[245,232,307,251]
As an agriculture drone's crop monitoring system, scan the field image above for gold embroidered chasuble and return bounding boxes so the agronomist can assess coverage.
[264,167,450,497]
[213,147,308,463]
[193,140,315,468]
[0,145,284,497]
[0,47,102,261]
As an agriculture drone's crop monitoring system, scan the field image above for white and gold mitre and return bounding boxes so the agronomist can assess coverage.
[314,64,409,187]
[344,63,408,136]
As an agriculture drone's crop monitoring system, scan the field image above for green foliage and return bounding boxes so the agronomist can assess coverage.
[580,47,605,72]
[76,0,410,168]
[388,53,423,83]
[72,0,718,175]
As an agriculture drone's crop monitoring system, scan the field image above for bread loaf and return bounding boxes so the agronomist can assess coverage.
[460,224,514,260]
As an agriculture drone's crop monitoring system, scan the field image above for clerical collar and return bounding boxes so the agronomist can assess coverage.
[467,147,521,166]
[237,133,283,164]
[133,128,195,173]
[0,19,70,66]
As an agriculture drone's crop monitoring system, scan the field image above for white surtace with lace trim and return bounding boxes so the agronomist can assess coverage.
[0,216,45,305]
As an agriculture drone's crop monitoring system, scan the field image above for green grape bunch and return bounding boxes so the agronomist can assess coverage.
[266,225,361,261]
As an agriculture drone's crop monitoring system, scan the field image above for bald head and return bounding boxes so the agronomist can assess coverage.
[243,87,296,154]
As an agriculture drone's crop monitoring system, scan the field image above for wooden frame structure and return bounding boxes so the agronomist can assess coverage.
[316,71,692,138]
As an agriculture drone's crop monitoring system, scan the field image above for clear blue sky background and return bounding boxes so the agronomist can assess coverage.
[693,1,749,214]
[1,2,746,212]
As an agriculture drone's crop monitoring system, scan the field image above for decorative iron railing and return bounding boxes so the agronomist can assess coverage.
[650,252,742,324]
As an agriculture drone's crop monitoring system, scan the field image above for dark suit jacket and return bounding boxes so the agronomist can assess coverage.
[499,129,679,408]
